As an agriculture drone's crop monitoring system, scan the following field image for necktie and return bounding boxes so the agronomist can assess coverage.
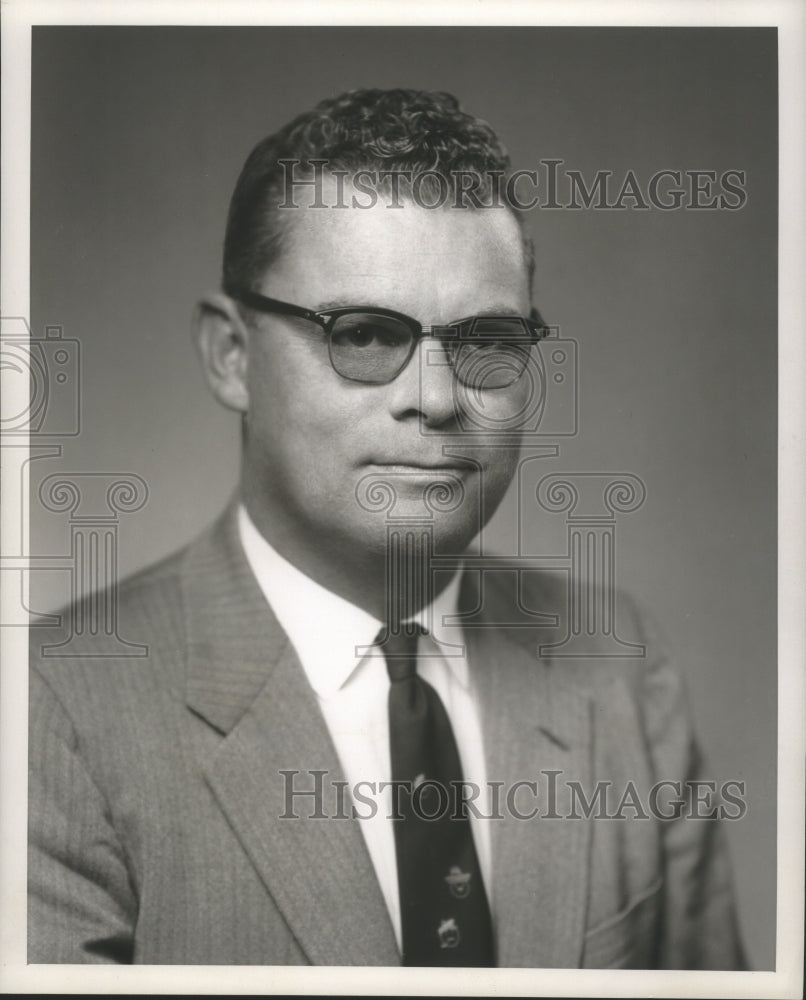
[382,624,494,966]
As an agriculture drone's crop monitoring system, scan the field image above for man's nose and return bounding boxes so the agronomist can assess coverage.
[388,337,460,428]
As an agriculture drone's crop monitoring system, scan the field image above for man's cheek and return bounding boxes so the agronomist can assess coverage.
[455,383,533,432]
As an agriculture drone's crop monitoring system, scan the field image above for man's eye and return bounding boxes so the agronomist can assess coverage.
[457,319,532,354]
[344,325,376,347]
[460,336,530,354]
[337,323,407,349]
[462,338,513,351]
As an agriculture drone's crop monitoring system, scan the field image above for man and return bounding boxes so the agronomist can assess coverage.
[28,88,746,967]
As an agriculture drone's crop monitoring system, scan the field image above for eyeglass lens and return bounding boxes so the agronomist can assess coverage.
[328,313,533,388]
[330,313,413,383]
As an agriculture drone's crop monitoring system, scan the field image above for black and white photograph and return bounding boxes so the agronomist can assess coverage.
[1,1,803,995]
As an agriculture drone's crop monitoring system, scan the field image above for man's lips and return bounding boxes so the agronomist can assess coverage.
[365,459,478,471]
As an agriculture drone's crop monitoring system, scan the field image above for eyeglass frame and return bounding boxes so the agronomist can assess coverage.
[228,286,550,387]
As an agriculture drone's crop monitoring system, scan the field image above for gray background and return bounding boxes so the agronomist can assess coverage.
[30,26,777,967]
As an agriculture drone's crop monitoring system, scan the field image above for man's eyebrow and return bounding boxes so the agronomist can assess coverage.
[469,305,525,316]
[313,299,526,315]
[315,298,359,311]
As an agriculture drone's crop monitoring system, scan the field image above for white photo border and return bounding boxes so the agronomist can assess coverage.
[1,1,803,996]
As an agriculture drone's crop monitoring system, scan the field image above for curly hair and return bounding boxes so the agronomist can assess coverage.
[222,88,534,296]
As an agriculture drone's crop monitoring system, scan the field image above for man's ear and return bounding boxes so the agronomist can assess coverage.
[192,292,251,413]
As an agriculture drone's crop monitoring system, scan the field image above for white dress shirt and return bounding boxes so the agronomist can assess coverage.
[237,505,492,948]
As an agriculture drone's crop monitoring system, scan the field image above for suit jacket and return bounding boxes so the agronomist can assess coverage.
[28,504,746,967]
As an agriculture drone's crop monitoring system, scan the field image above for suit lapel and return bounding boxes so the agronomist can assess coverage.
[464,572,593,968]
[179,508,591,967]
[181,506,399,966]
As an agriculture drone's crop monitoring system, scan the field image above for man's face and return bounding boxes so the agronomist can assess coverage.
[240,180,533,568]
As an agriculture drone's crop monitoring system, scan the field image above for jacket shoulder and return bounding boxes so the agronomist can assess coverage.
[475,563,680,713]
[28,533,202,713]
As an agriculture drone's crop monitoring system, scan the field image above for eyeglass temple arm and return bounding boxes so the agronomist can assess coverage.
[227,287,323,325]
[529,306,551,339]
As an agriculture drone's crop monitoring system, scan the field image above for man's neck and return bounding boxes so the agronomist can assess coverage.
[240,493,452,622]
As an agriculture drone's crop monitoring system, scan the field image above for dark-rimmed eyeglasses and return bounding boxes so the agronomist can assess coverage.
[229,287,549,389]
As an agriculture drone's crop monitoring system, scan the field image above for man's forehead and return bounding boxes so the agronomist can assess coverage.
[283,169,522,243]
[267,184,529,315]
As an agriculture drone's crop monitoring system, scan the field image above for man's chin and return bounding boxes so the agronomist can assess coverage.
[348,509,484,559]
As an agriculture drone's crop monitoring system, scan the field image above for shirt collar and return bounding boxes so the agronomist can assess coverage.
[237,505,466,699]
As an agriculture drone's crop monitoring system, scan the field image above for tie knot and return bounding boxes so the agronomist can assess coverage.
[378,624,425,683]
